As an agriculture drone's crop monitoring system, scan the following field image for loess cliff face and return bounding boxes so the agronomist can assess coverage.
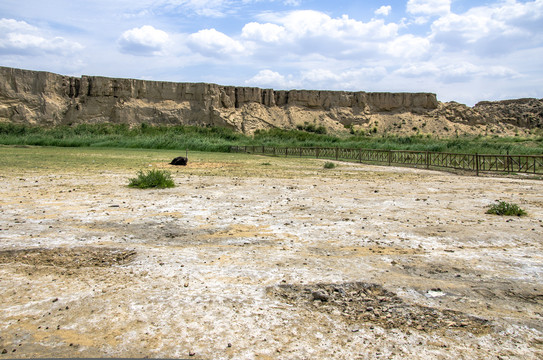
[0,66,541,135]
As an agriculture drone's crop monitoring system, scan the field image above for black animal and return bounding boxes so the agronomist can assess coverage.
[170,156,188,166]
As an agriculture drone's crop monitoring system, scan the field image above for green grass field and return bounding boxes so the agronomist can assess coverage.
[0,145,347,180]
[1,123,542,155]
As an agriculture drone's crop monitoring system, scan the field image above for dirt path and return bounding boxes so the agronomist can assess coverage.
[1,156,542,359]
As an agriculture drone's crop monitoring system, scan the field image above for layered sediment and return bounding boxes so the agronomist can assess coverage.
[0,66,541,135]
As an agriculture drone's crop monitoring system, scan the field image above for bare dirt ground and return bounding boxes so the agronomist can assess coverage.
[1,149,542,359]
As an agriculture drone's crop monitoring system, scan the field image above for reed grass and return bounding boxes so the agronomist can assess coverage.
[0,123,542,155]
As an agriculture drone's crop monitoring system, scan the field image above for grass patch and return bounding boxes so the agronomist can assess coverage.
[1,123,542,155]
[323,161,336,169]
[0,146,379,180]
[128,169,175,189]
[0,123,242,152]
[486,201,527,216]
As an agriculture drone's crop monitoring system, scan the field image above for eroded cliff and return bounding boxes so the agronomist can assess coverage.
[0,66,541,135]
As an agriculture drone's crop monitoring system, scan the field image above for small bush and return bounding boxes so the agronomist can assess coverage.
[128,169,175,189]
[486,201,527,216]
[296,122,327,134]
[323,162,336,169]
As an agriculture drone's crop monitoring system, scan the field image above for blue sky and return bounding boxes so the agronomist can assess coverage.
[0,0,542,105]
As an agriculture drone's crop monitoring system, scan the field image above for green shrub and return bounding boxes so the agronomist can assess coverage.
[128,169,175,189]
[314,125,327,134]
[296,122,328,134]
[323,162,336,169]
[486,201,527,216]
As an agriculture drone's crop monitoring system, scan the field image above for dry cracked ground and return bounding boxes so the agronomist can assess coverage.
[0,147,542,359]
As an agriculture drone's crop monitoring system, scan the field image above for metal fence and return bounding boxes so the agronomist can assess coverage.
[231,145,543,176]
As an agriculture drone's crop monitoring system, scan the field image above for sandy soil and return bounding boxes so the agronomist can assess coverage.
[1,157,542,359]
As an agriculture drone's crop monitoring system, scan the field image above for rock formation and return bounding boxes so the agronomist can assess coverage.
[474,98,543,129]
[0,66,541,135]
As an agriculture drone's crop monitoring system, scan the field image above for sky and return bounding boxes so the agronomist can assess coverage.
[0,0,542,106]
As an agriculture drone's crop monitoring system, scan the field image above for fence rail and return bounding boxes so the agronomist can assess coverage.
[230,145,543,176]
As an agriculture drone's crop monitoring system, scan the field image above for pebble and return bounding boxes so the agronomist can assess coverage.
[312,291,329,302]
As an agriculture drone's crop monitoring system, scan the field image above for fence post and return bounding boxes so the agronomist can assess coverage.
[300,147,302,157]
[285,147,288,157]
[388,150,392,166]
[316,148,319,159]
[336,147,339,160]
[359,148,362,163]
[426,151,429,169]
[476,153,479,176]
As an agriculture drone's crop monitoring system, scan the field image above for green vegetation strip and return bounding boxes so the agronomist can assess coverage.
[1,123,542,155]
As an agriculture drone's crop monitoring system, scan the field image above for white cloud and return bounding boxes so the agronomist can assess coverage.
[254,10,399,40]
[394,63,439,77]
[245,69,297,88]
[187,28,246,57]
[395,60,520,82]
[137,0,303,19]
[0,18,82,56]
[118,25,169,56]
[156,0,231,17]
[242,22,285,43]
[375,5,392,16]
[242,10,401,61]
[406,0,451,16]
[0,18,36,33]
[431,0,543,54]
[246,66,388,90]
[301,67,388,88]
[281,11,398,40]
[382,34,431,58]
